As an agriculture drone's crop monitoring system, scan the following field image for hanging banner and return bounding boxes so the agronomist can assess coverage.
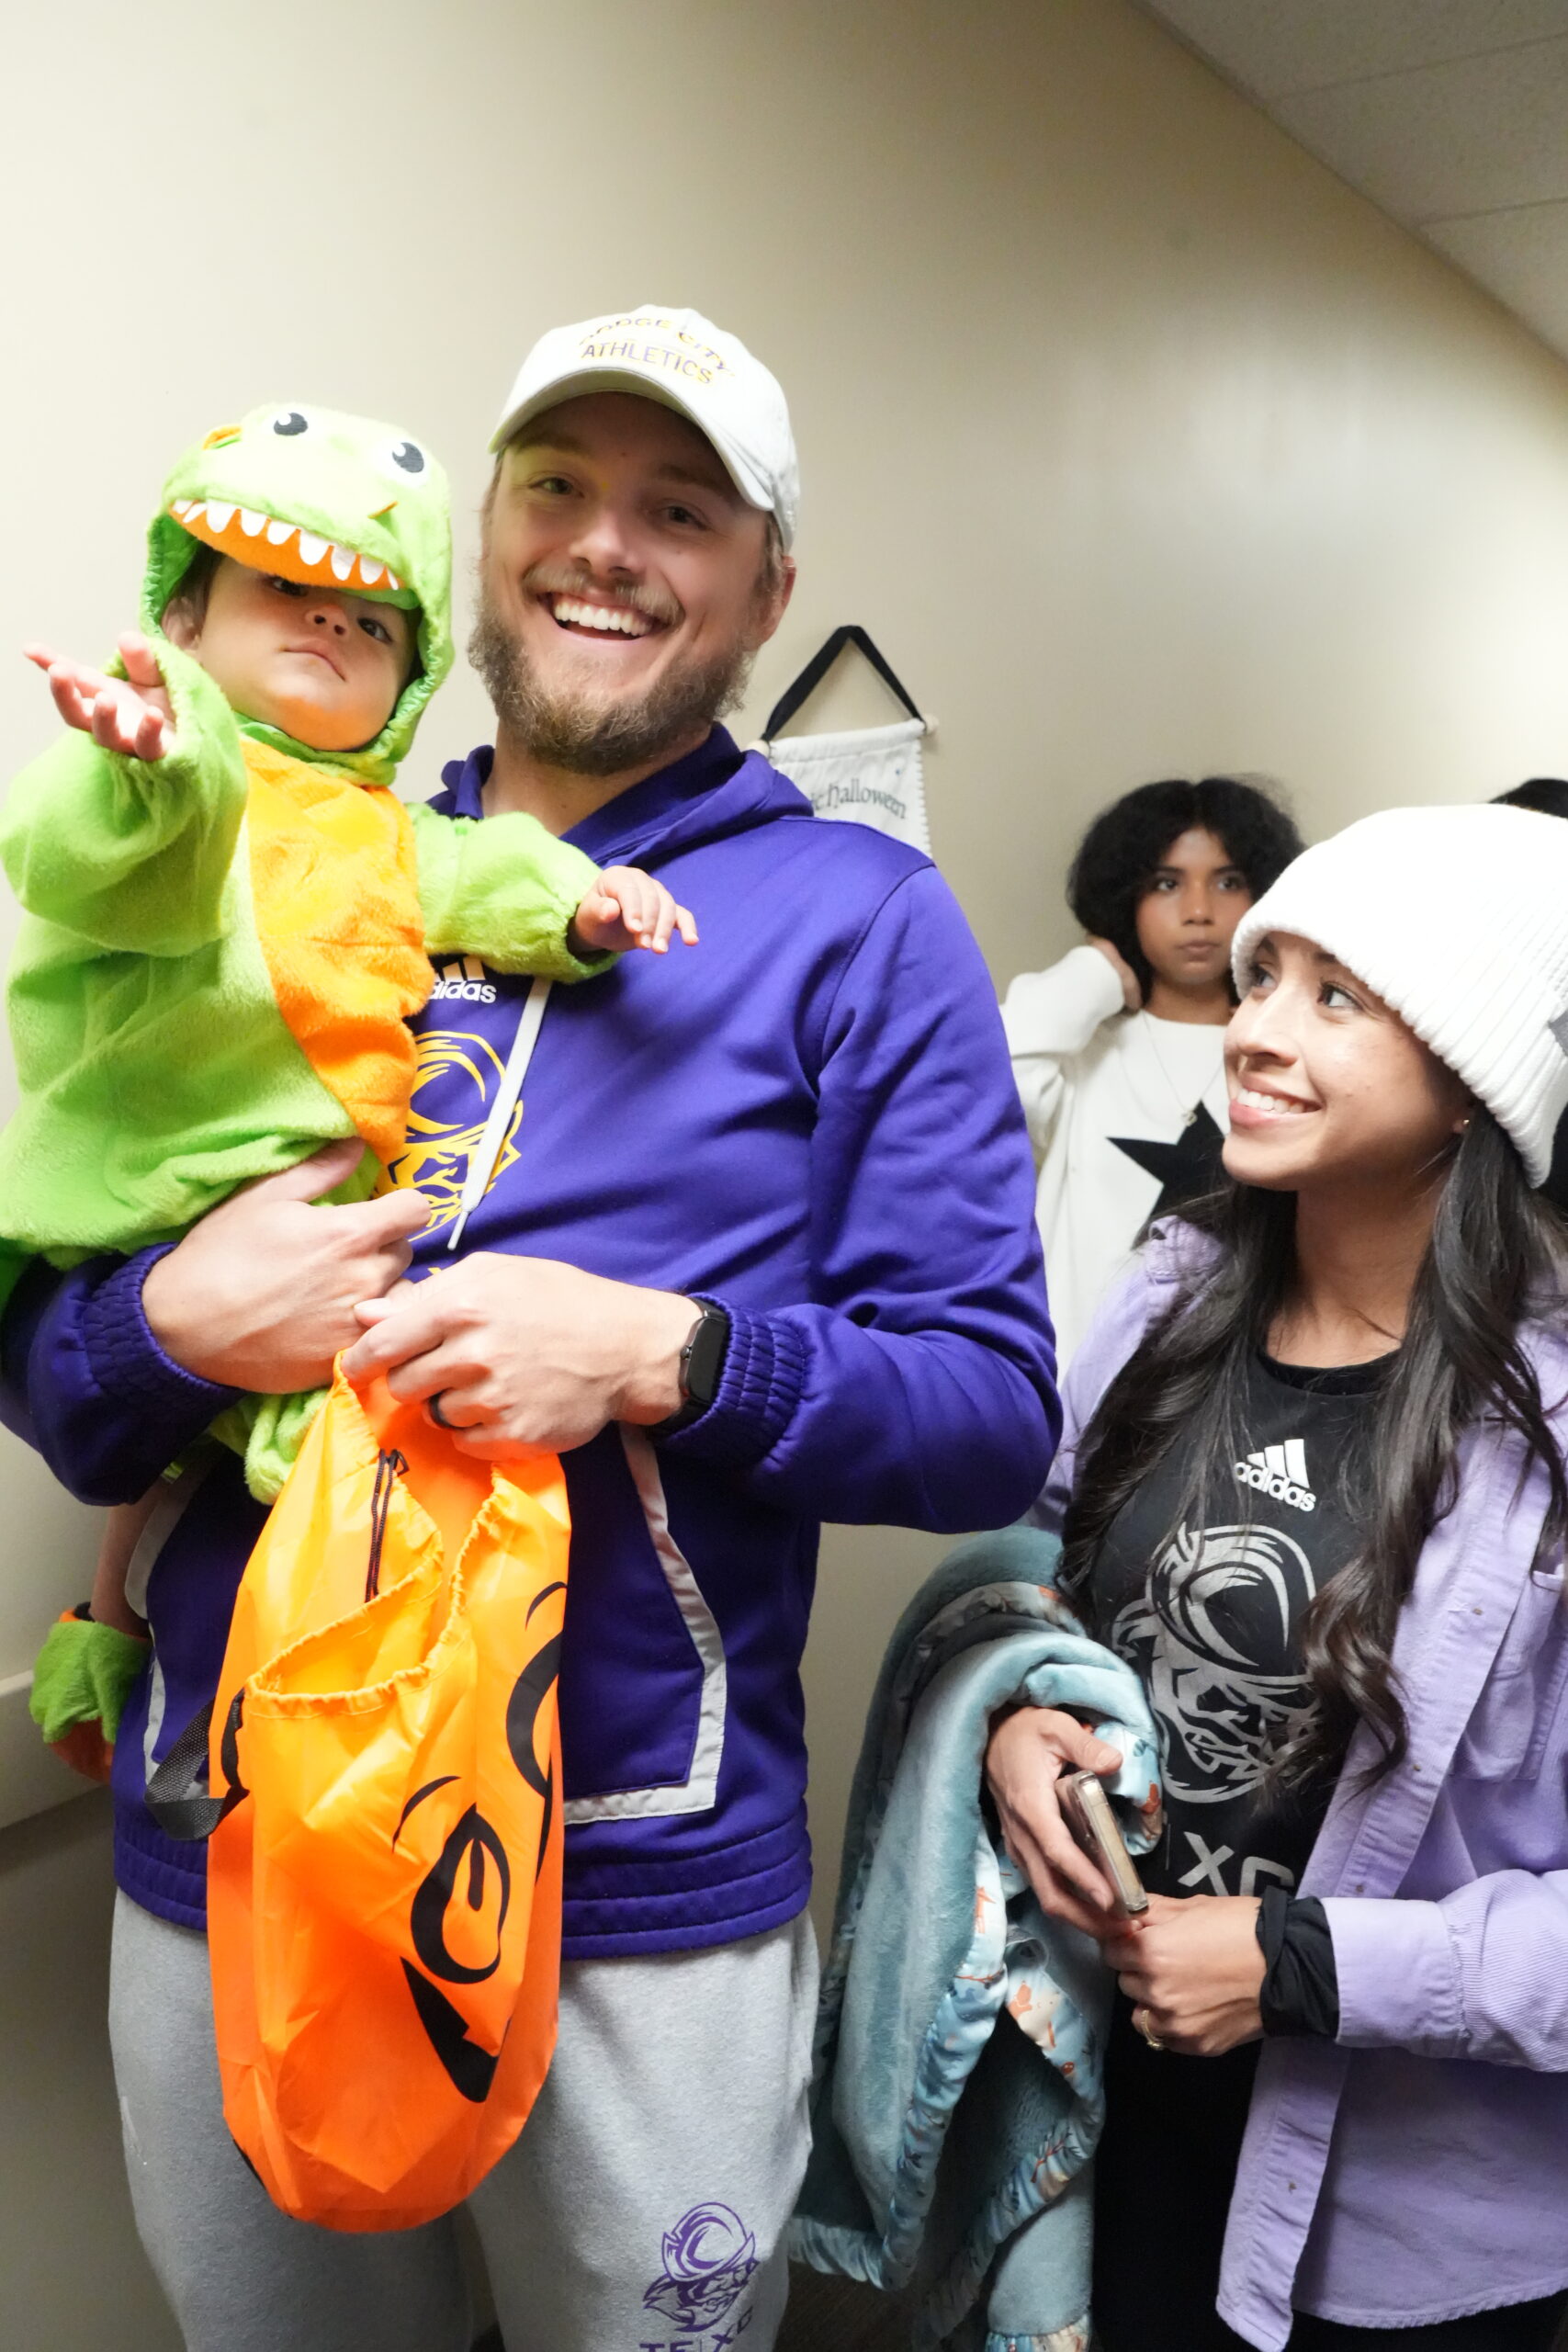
[767,717,931,855]
[761,626,934,857]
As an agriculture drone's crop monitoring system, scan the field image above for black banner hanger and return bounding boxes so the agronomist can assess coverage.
[762,625,933,743]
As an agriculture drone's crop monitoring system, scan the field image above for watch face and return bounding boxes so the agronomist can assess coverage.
[685,1306,730,1407]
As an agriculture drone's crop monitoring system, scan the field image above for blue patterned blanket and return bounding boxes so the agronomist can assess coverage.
[790,1526,1160,2351]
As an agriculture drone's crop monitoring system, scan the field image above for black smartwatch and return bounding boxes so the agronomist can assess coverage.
[648,1299,731,1440]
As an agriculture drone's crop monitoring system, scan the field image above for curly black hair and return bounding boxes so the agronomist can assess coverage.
[1066,776,1303,998]
[1495,778,1568,821]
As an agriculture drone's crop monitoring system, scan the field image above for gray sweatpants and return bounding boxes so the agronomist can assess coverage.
[108,1891,818,2352]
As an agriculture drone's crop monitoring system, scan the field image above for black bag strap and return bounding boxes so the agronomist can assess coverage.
[144,1690,247,1844]
[762,625,925,742]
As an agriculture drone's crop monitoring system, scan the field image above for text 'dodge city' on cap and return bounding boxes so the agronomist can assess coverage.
[489,305,799,548]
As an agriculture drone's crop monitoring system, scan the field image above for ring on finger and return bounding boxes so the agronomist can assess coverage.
[1134,2008,1164,2052]
[428,1392,456,1430]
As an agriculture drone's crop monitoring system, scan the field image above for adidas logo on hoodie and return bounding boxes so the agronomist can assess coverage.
[1235,1438,1316,1513]
[429,956,497,1005]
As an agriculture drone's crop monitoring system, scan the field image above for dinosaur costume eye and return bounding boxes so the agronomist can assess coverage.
[370,435,431,492]
[272,409,311,437]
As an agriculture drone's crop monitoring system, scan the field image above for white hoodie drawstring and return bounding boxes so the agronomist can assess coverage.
[446,976,551,1251]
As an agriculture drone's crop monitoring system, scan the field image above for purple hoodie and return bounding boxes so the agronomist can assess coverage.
[1039,1230,1568,2346]
[2,727,1058,1958]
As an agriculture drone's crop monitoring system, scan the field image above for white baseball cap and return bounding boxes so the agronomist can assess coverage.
[489,304,799,548]
[1232,803,1568,1186]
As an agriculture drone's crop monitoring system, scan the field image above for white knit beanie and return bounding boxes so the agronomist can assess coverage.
[1231,804,1568,1187]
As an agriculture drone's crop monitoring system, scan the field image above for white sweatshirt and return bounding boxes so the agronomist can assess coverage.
[1002,944,1231,1369]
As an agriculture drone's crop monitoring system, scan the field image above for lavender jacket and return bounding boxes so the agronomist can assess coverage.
[1036,1228,1568,2347]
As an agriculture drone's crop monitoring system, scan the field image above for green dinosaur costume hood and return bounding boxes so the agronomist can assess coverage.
[144,402,454,786]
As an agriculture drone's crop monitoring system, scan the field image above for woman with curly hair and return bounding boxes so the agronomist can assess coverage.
[1004,777,1303,1364]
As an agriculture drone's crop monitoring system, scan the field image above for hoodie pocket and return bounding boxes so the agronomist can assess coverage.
[557,1427,727,1822]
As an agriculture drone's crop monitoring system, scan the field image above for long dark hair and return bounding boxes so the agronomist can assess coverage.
[1062,1112,1568,1785]
[1067,777,1303,1000]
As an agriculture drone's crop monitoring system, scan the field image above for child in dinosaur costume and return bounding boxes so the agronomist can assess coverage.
[4,401,694,1778]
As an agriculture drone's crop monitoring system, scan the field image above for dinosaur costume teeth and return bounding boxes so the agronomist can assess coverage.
[167,499,403,593]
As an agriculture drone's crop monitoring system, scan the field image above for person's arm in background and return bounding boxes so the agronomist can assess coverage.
[668,864,1059,1531]
[1000,940,1137,1159]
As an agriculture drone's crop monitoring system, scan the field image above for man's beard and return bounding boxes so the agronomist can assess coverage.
[468,581,757,779]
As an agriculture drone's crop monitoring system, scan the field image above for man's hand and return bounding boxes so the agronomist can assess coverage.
[985,1704,1130,1939]
[25,633,174,762]
[1106,1893,1265,2056]
[141,1141,432,1393]
[570,865,698,956]
[1087,934,1141,1012]
[340,1253,697,1459]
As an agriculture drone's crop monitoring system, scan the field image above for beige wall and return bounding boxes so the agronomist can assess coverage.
[6,0,1568,2339]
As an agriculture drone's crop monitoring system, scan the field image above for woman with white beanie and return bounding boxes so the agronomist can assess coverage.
[987,803,1568,2349]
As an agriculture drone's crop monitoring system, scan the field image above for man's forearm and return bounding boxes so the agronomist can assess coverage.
[0,1252,236,1505]
[662,1299,1058,1532]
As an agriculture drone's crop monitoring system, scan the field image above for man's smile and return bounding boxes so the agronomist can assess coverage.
[543,592,665,640]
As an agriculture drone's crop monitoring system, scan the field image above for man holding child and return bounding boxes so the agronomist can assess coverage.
[2,306,1055,2351]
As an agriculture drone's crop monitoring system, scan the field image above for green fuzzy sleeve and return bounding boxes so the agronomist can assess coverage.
[0,642,247,955]
[30,1614,148,1747]
[408,802,614,983]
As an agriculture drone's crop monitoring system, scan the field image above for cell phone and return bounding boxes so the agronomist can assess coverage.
[1059,1768,1148,1917]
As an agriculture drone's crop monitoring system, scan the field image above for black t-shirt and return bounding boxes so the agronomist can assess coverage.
[1089,1345,1392,2352]
[1090,1348,1387,1901]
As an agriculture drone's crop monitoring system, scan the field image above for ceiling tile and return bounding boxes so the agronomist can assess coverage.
[1272,37,1568,220]
[1426,199,1568,361]
[1143,0,1568,100]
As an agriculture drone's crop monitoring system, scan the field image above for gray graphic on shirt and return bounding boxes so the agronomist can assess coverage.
[1111,1521,1320,1804]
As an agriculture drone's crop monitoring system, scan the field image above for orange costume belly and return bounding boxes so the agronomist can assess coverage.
[242,739,432,1164]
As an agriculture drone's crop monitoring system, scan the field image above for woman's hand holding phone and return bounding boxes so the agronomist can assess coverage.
[985,1704,1131,1938]
[987,1713,1265,2054]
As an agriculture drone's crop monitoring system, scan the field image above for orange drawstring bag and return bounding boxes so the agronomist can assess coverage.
[201,1363,570,2232]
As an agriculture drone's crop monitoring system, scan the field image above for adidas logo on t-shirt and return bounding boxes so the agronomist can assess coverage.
[429,956,497,1005]
[1234,1438,1316,1513]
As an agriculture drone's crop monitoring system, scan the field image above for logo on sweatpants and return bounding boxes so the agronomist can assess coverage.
[641,2202,757,2340]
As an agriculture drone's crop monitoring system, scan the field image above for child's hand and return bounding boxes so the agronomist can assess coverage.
[570,866,699,956]
[24,632,174,761]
